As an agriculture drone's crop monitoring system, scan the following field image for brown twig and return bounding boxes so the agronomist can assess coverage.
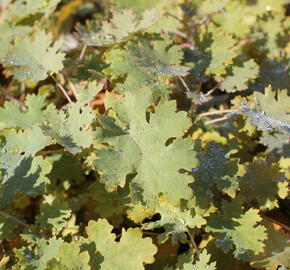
[0,210,30,229]
[264,216,290,232]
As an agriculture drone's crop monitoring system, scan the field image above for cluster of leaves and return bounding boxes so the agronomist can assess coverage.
[0,0,289,269]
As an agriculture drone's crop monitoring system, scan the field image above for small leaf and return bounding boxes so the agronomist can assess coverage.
[219,60,259,92]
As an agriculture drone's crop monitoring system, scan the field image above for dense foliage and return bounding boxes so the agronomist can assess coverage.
[0,0,289,269]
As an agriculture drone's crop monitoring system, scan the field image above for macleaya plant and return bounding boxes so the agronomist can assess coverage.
[0,0,289,269]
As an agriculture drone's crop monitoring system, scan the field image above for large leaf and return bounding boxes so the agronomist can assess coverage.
[81,219,157,269]
[93,88,197,210]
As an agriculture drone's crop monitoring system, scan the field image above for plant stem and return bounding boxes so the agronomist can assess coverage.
[79,44,88,60]
[199,109,237,117]
[264,216,290,232]
[178,75,191,92]
[0,210,30,229]
[186,227,200,259]
[165,12,183,23]
[51,75,72,104]
[204,115,229,125]
[204,85,219,96]
[38,149,66,156]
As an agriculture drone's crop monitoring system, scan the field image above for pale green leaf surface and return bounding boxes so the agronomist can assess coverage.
[206,196,267,261]
[200,0,230,14]
[94,89,196,209]
[3,0,61,22]
[81,219,157,270]
[260,133,290,157]
[219,60,259,92]
[105,36,189,79]
[42,102,95,154]
[256,86,290,123]
[75,81,103,105]
[14,237,63,270]
[104,48,170,97]
[0,94,49,130]
[173,249,216,270]
[186,249,216,270]
[238,86,290,134]
[250,221,290,270]
[0,22,31,58]
[111,0,171,12]
[111,0,182,33]
[127,36,189,76]
[2,31,64,82]
[33,237,64,270]
[78,8,160,46]
[211,2,254,37]
[200,24,236,76]
[58,242,90,270]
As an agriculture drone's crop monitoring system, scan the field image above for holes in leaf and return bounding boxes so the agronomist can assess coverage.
[145,110,150,124]
[179,168,188,174]
[165,137,176,146]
